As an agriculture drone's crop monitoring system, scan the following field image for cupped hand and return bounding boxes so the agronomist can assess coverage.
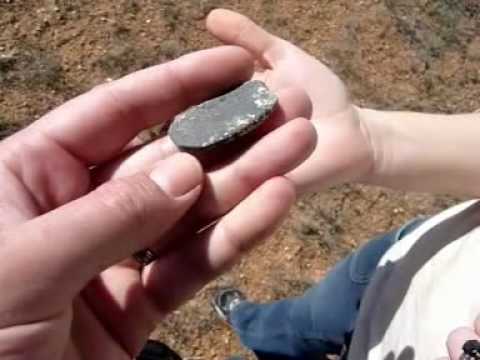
[207,9,376,193]
[0,46,316,360]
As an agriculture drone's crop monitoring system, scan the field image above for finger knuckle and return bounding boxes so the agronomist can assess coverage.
[232,162,259,195]
[94,175,161,229]
[217,220,250,256]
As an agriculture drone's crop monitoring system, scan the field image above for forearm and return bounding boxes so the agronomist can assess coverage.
[362,108,480,197]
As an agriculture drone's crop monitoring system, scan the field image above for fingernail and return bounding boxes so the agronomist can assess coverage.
[150,153,203,198]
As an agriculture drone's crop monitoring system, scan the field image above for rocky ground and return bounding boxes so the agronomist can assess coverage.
[1,1,479,359]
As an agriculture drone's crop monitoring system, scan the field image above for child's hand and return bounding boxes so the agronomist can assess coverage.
[207,9,376,193]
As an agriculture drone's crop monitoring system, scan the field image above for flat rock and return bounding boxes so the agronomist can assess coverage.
[168,80,278,151]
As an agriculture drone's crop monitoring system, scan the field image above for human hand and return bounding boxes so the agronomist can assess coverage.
[0,46,315,360]
[438,322,480,359]
[207,9,375,193]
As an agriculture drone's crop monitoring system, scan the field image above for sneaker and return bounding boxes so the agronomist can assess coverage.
[136,340,182,360]
[211,287,247,324]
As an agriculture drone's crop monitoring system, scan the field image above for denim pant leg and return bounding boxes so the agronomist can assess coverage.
[229,219,424,360]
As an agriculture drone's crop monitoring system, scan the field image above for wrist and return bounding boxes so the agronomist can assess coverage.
[355,106,395,187]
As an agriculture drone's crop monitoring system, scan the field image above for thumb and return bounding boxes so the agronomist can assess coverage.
[206,9,279,65]
[0,153,202,320]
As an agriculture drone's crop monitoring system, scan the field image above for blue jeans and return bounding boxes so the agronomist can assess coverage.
[229,219,425,360]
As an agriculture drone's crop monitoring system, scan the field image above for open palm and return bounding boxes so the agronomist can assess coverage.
[207,10,375,193]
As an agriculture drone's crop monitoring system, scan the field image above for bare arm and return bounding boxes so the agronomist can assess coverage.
[362,109,480,196]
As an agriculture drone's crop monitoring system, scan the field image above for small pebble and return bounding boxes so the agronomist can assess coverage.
[168,80,278,152]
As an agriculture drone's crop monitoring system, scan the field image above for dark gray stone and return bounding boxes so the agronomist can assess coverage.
[168,80,278,151]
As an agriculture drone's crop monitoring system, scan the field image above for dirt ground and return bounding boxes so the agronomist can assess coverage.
[1,1,479,359]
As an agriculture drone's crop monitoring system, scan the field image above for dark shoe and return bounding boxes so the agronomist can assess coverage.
[211,287,247,324]
[136,340,182,360]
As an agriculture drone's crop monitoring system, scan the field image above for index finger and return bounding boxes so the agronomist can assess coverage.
[27,46,254,165]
